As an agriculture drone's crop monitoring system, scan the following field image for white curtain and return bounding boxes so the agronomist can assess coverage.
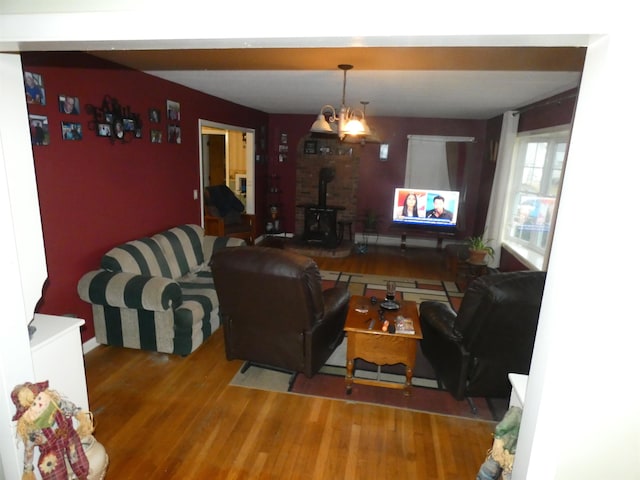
[404,135,474,189]
[484,111,519,268]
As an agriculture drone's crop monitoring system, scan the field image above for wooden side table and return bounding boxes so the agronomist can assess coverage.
[456,258,489,291]
[343,296,423,396]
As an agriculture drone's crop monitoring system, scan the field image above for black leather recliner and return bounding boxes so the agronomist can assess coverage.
[203,185,256,245]
[210,246,350,378]
[419,270,546,400]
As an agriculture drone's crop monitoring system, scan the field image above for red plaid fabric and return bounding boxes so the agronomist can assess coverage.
[35,410,89,480]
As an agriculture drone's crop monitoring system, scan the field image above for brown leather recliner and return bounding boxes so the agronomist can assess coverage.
[419,270,546,401]
[210,246,350,378]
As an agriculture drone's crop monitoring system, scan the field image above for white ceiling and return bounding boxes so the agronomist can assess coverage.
[89,47,584,121]
[143,69,582,120]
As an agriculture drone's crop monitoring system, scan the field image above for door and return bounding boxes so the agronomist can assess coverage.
[199,120,255,229]
[208,134,226,186]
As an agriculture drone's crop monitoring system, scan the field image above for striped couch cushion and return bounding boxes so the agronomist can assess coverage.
[78,270,182,311]
[101,224,206,280]
[151,224,206,278]
[101,237,173,277]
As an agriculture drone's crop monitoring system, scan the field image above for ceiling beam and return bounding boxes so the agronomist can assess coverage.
[91,46,585,72]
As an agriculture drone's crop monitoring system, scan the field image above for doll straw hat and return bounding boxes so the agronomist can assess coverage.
[11,380,49,421]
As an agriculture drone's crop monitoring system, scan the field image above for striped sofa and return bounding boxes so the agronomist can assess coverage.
[77,224,245,355]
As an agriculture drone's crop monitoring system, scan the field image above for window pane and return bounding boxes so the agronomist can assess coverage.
[503,130,569,263]
[521,142,547,193]
[509,193,555,249]
[548,142,567,197]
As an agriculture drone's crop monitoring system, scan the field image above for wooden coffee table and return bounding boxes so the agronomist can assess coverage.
[343,295,423,396]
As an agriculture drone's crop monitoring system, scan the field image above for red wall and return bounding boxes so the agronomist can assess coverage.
[518,89,578,133]
[267,115,489,239]
[22,53,268,342]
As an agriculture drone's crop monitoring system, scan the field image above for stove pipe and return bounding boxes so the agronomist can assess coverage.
[318,167,335,208]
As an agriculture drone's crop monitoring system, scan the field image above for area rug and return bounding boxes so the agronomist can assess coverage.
[317,270,465,311]
[228,271,509,422]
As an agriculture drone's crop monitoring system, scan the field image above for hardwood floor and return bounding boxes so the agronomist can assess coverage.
[84,244,495,479]
[310,242,452,279]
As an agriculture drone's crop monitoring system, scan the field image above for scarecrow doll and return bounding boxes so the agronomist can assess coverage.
[11,380,93,480]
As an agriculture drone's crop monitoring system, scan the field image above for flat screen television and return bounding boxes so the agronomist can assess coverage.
[392,188,460,231]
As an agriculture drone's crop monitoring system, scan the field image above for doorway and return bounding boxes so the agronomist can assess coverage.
[198,119,255,226]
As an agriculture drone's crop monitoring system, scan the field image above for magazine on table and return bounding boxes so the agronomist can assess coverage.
[395,315,415,334]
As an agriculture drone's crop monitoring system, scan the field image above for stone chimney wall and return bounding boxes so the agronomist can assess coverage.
[295,137,360,235]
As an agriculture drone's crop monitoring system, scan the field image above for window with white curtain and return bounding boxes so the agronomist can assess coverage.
[502,126,570,269]
[404,135,474,189]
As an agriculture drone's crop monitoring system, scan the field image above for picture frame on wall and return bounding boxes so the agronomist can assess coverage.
[149,108,160,123]
[86,94,142,143]
[167,100,180,122]
[61,121,82,140]
[28,114,49,145]
[113,120,125,140]
[97,123,112,137]
[151,129,162,143]
[122,118,136,132]
[168,125,181,144]
[58,95,80,114]
[24,71,46,105]
[304,140,317,155]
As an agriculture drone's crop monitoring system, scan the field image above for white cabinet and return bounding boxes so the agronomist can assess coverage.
[30,314,89,410]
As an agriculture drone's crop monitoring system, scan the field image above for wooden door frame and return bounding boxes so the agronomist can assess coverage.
[198,119,255,227]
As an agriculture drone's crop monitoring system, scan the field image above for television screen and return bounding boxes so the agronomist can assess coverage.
[392,188,460,229]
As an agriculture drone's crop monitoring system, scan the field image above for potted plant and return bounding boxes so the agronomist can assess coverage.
[466,235,495,264]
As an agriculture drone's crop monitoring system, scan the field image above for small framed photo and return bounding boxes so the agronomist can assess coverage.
[304,140,317,155]
[24,71,46,105]
[61,122,82,140]
[151,129,162,143]
[149,108,160,123]
[379,143,389,160]
[58,95,79,114]
[168,125,181,144]
[29,114,49,145]
[113,120,125,140]
[122,118,136,132]
[167,100,180,122]
[97,123,112,137]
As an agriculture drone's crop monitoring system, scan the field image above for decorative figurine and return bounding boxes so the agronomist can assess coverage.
[11,380,107,480]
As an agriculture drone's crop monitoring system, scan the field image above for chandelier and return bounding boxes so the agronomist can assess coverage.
[309,64,371,140]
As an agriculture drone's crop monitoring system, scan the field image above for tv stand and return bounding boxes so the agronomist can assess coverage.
[389,224,456,251]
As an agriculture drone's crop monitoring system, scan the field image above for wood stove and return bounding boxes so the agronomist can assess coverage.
[297,167,344,248]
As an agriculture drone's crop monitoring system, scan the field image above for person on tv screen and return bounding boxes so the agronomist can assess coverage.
[396,192,421,218]
[425,195,453,220]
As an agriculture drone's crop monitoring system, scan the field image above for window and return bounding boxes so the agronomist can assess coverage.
[502,126,570,270]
